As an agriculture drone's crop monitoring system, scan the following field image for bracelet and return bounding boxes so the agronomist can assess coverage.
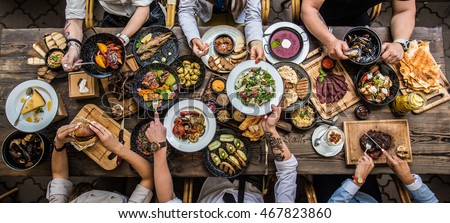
[53,141,66,152]
[66,38,82,47]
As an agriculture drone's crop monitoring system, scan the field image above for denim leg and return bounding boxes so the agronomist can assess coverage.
[143,4,166,27]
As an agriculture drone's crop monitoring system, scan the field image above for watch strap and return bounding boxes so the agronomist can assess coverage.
[159,141,167,148]
[116,33,130,46]
[393,39,409,51]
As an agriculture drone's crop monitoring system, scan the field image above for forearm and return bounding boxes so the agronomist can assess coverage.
[51,144,69,180]
[118,145,154,189]
[178,0,201,47]
[64,19,83,41]
[266,130,291,161]
[390,1,415,40]
[121,6,150,38]
[153,148,175,202]
[301,4,336,47]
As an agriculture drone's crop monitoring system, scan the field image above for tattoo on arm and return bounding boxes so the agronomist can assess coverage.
[64,21,71,37]
[265,132,285,161]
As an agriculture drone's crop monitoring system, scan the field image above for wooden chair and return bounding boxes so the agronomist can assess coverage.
[182,177,194,203]
[0,188,18,201]
[84,0,177,28]
[302,174,412,203]
[291,1,383,24]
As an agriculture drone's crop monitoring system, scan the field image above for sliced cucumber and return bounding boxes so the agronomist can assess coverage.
[220,134,235,142]
[208,140,221,151]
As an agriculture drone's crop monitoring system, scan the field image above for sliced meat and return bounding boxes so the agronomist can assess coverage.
[141,71,159,89]
[316,77,325,103]
[159,71,170,83]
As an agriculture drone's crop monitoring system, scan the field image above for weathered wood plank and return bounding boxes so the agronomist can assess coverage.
[1,27,449,177]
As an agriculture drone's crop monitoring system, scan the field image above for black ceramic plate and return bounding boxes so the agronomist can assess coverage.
[288,102,335,131]
[170,55,206,92]
[342,26,382,66]
[130,118,175,164]
[202,129,251,178]
[133,25,179,67]
[80,33,125,78]
[132,63,179,112]
[273,62,312,112]
[356,62,399,106]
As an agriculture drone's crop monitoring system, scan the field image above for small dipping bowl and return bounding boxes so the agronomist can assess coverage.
[355,104,371,120]
[214,34,235,56]
[45,48,65,71]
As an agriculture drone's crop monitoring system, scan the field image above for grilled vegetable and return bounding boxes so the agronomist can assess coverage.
[210,153,221,166]
[219,134,235,142]
[226,143,236,154]
[235,150,247,161]
[227,155,241,170]
[235,153,246,168]
[208,140,221,151]
[218,148,228,160]
[234,138,244,149]
[219,162,235,175]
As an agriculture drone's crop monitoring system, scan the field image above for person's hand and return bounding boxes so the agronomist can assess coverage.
[89,121,122,154]
[191,38,209,58]
[250,40,265,63]
[262,105,281,133]
[145,112,167,143]
[353,154,374,186]
[382,150,415,185]
[381,42,404,64]
[326,38,349,60]
[54,123,80,148]
[61,46,82,72]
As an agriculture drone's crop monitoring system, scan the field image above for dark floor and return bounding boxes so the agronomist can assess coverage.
[1,0,450,203]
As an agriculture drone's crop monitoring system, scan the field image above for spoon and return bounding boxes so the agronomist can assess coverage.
[314,125,331,147]
[313,116,339,147]
[14,87,33,126]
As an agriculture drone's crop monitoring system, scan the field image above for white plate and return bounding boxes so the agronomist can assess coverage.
[5,80,59,133]
[201,25,246,73]
[164,99,217,153]
[263,22,310,64]
[227,60,284,116]
[312,125,345,157]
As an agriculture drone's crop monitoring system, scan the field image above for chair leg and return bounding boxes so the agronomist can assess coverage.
[0,188,18,201]
[261,0,270,25]
[302,175,318,203]
[391,174,412,203]
[292,0,302,24]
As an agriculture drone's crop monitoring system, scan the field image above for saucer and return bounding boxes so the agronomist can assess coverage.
[311,125,345,157]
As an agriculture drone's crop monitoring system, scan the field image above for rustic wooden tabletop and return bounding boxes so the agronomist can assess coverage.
[1,26,449,177]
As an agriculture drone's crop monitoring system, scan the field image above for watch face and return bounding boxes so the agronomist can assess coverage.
[357,178,364,184]
[150,143,159,151]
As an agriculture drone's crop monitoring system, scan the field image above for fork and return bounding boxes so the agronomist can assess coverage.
[152,99,159,111]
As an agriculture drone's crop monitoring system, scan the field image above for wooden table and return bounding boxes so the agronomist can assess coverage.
[1,26,449,177]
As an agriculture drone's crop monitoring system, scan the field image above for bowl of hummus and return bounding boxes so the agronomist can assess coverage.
[45,48,65,70]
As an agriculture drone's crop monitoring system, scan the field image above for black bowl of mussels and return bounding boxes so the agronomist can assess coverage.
[343,27,382,66]
[2,131,50,171]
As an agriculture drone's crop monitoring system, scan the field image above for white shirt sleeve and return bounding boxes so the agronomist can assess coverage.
[46,178,73,203]
[65,0,86,19]
[274,155,298,203]
[128,184,153,203]
[178,0,201,48]
[244,0,264,46]
[132,0,152,7]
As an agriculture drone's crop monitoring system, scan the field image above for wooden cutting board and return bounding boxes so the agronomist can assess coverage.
[72,104,131,170]
[391,43,450,114]
[99,54,139,120]
[300,48,360,119]
[343,119,412,165]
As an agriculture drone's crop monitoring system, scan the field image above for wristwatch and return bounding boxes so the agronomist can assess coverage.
[393,39,410,52]
[352,175,365,185]
[116,33,130,46]
[149,141,167,152]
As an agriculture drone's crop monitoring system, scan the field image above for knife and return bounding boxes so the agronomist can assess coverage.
[363,133,386,154]
[116,118,125,165]
[108,118,124,164]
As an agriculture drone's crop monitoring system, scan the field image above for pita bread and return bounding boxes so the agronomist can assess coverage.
[399,40,442,93]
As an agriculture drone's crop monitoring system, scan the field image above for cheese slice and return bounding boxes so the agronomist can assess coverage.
[21,89,46,114]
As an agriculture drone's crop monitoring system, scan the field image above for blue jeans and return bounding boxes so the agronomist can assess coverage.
[100,2,166,28]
